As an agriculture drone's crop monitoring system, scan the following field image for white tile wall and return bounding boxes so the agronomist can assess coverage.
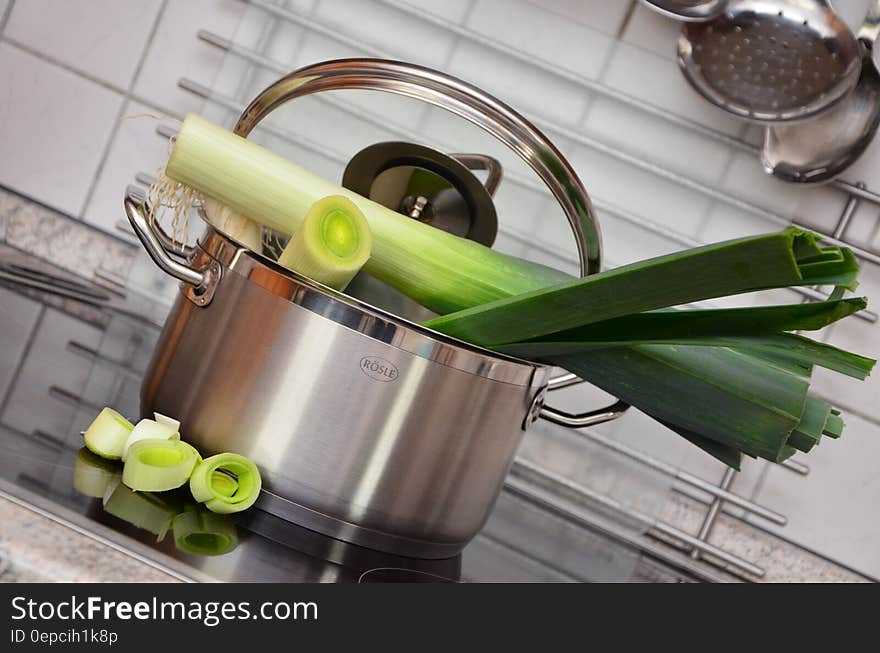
[134,0,246,116]
[751,413,880,578]
[0,42,123,216]
[314,0,458,68]
[620,3,679,60]
[405,0,474,23]
[697,203,779,245]
[841,202,880,251]
[5,0,163,88]
[466,0,616,81]
[82,101,180,235]
[566,144,714,250]
[581,96,733,185]
[527,0,633,35]
[447,41,592,128]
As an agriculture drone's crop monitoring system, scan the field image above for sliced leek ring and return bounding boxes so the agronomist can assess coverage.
[121,418,180,462]
[122,439,199,492]
[189,453,262,514]
[172,508,238,556]
[83,407,133,460]
[102,477,179,541]
[73,448,121,498]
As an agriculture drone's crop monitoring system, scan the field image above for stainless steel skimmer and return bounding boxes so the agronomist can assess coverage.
[640,0,728,22]
[678,0,862,121]
[762,0,880,182]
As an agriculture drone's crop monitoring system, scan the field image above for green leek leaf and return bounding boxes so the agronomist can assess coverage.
[515,298,865,343]
[499,333,875,380]
[541,345,808,462]
[424,228,860,346]
[788,396,832,453]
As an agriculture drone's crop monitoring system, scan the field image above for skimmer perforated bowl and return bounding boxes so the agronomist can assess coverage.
[678,0,862,122]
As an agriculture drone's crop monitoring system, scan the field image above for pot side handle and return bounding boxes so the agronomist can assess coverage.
[537,371,629,429]
[124,187,221,306]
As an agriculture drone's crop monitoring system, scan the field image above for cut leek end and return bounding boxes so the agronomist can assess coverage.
[173,509,238,556]
[122,439,199,492]
[189,453,262,514]
[277,195,372,291]
[83,407,133,460]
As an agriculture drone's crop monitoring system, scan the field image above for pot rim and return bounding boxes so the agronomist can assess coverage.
[196,227,548,388]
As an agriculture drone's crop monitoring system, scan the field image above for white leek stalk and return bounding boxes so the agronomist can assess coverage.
[202,197,262,253]
[164,114,569,314]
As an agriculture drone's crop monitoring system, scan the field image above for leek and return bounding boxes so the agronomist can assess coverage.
[121,418,180,462]
[202,196,262,253]
[163,114,569,314]
[504,298,865,344]
[422,228,859,346]
[173,508,238,556]
[153,412,181,431]
[102,477,178,541]
[277,195,372,291]
[210,470,239,498]
[122,439,200,492]
[73,448,121,498]
[536,345,828,462]
[501,333,875,380]
[83,407,133,460]
[189,453,261,514]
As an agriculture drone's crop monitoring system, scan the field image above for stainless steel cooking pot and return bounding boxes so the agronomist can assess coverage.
[126,59,626,559]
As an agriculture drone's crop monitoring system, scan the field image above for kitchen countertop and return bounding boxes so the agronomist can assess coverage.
[0,496,178,583]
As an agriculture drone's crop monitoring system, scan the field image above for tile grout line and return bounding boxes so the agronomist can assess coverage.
[232,0,285,105]
[0,35,130,97]
[0,0,14,34]
[410,0,478,134]
[0,36,179,121]
[78,0,171,219]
